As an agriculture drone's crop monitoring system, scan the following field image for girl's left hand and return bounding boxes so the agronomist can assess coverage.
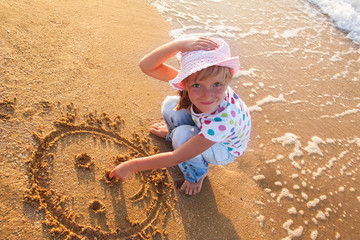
[174,36,219,53]
[109,162,132,182]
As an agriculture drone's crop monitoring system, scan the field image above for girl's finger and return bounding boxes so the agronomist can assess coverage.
[108,171,115,180]
[198,37,219,49]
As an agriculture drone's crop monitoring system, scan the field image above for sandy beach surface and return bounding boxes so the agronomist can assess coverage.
[1,0,359,239]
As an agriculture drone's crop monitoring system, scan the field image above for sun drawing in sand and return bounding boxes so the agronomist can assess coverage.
[24,108,177,239]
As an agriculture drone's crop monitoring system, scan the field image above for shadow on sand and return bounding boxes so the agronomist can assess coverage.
[170,167,241,240]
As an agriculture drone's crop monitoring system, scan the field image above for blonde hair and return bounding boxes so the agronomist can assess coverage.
[175,65,233,111]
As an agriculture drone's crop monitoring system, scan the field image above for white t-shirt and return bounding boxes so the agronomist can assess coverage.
[191,87,251,156]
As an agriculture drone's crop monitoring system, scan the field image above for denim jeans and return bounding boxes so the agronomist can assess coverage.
[161,96,235,183]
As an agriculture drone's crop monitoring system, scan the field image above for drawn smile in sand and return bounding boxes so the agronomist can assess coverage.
[25,110,176,239]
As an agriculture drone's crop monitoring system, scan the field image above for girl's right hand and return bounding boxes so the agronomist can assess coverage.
[174,37,219,53]
[109,162,133,182]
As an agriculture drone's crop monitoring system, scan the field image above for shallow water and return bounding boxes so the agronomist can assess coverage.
[149,0,360,45]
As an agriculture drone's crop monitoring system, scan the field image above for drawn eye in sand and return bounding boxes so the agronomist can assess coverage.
[25,111,176,239]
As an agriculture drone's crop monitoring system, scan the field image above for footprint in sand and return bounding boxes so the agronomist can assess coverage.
[0,97,16,119]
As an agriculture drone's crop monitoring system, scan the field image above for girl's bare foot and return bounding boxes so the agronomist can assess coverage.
[180,173,207,196]
[150,122,168,139]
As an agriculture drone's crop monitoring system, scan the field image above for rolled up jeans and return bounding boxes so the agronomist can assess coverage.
[161,96,235,183]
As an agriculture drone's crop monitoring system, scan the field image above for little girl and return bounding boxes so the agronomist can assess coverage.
[110,37,251,195]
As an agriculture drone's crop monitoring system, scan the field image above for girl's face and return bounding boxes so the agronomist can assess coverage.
[184,72,229,114]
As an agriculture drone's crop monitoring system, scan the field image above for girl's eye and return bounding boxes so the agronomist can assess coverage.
[192,84,201,88]
[213,82,222,87]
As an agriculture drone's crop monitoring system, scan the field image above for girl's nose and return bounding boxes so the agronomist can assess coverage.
[201,87,213,98]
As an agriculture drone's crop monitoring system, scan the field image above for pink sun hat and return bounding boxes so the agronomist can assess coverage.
[169,37,240,90]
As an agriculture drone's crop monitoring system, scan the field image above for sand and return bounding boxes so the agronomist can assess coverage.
[1,0,359,239]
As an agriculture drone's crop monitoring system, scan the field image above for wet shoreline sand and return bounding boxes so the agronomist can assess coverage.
[1,0,359,239]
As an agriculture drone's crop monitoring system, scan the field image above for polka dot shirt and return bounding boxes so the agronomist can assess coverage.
[191,87,251,156]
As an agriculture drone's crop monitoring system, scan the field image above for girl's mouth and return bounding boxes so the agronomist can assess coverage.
[200,101,214,105]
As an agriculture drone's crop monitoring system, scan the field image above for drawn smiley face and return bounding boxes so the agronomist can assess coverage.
[25,112,175,239]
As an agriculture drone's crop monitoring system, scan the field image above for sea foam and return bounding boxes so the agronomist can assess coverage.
[308,0,360,44]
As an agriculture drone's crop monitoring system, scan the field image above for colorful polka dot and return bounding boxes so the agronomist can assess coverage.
[208,129,215,136]
[219,125,226,131]
[214,117,222,122]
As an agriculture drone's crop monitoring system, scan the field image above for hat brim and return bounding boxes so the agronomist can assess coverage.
[169,56,240,90]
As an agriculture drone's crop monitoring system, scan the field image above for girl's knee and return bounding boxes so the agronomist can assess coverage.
[171,125,200,149]
[161,96,179,117]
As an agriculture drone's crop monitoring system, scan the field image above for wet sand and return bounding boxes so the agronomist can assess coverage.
[1,0,359,239]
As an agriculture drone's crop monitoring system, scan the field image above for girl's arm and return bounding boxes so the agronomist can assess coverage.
[109,135,215,181]
[139,37,219,81]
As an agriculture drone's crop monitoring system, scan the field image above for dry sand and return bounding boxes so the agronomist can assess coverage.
[1,0,359,239]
